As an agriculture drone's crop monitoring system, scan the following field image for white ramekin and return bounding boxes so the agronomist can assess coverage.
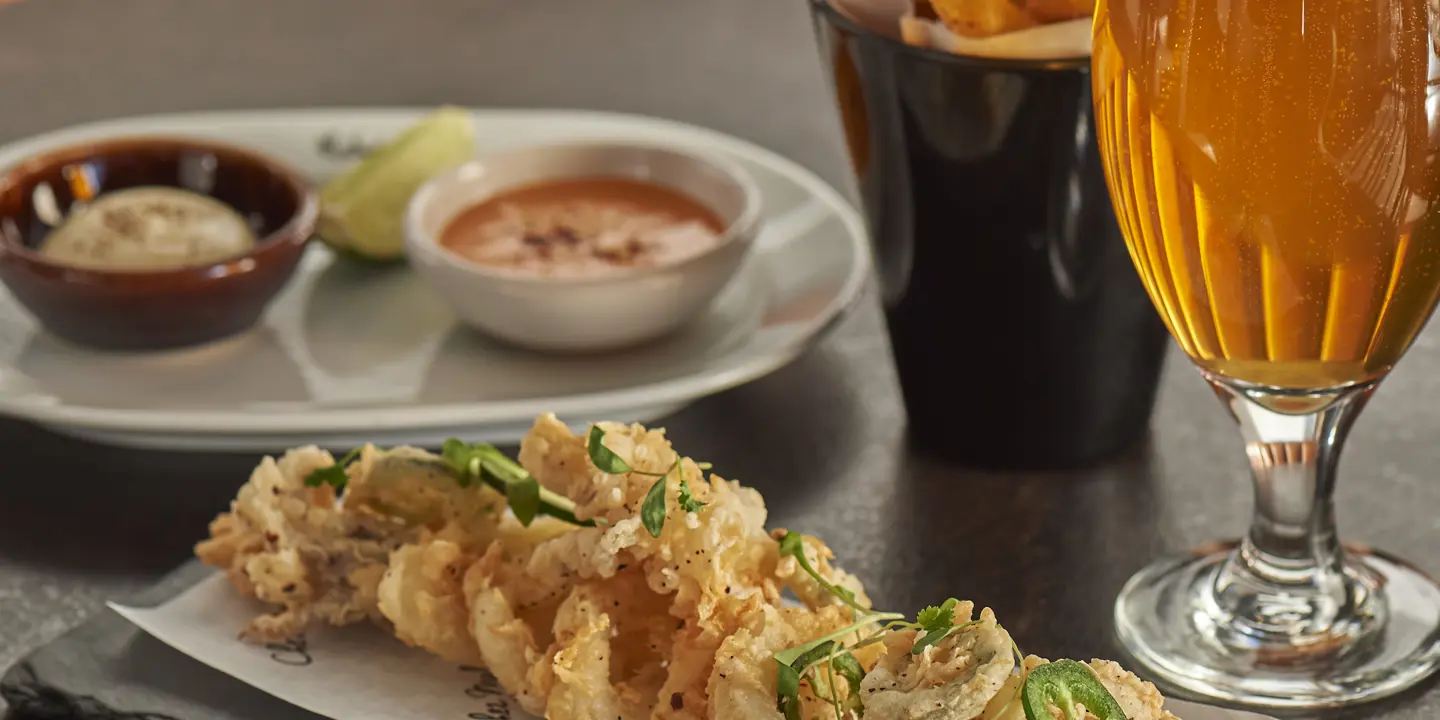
[404,141,762,352]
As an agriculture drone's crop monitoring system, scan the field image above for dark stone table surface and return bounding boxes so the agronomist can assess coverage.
[2,1,1439,718]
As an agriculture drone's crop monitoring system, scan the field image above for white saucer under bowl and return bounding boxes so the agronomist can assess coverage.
[0,107,870,451]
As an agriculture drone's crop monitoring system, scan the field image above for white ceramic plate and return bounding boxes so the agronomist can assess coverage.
[0,108,870,451]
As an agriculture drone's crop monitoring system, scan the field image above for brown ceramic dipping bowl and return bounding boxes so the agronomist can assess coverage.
[0,136,318,350]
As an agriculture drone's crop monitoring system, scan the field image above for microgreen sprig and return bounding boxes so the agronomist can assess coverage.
[304,448,361,489]
[777,531,867,613]
[586,426,633,474]
[776,640,864,720]
[677,476,706,513]
[586,427,708,538]
[638,461,673,537]
[772,612,901,720]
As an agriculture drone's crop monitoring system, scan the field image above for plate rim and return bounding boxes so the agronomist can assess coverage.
[0,106,872,435]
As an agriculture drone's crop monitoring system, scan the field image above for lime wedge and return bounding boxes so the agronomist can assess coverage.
[317,106,476,261]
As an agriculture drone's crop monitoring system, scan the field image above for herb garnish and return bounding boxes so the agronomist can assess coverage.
[911,598,982,655]
[778,531,866,612]
[640,474,669,537]
[775,640,866,720]
[771,612,901,720]
[677,477,706,513]
[586,427,708,538]
[304,448,361,489]
[303,439,590,527]
[586,426,633,474]
[775,659,803,720]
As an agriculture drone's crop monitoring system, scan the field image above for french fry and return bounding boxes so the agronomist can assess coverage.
[899,15,933,48]
[1018,0,1095,24]
[928,0,1038,38]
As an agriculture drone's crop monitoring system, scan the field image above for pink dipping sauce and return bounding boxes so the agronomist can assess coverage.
[439,178,727,278]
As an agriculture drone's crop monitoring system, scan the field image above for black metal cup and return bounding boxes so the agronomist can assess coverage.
[810,2,1169,470]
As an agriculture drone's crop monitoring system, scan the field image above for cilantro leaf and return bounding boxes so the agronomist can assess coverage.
[641,475,667,537]
[917,598,959,632]
[304,464,349,489]
[303,448,361,489]
[910,599,968,654]
[587,426,632,474]
[677,476,706,513]
[912,621,983,655]
[508,476,542,526]
[775,660,802,720]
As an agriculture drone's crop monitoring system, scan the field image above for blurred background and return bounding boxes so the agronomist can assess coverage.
[0,0,850,182]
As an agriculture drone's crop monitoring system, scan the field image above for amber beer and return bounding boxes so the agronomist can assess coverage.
[1093,0,1440,389]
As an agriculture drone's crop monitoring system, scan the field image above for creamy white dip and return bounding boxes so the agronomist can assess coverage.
[40,186,258,271]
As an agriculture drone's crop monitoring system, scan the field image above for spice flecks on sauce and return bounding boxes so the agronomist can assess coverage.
[39,186,258,271]
[439,178,725,277]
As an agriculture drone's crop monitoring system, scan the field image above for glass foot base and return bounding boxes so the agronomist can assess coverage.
[1115,541,1440,710]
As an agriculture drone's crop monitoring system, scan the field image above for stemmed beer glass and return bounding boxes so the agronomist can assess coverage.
[1093,0,1440,708]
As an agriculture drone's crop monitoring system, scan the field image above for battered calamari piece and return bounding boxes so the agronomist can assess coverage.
[707,605,793,720]
[707,603,874,720]
[519,415,858,621]
[538,584,624,720]
[445,516,602,715]
[377,539,481,665]
[465,543,550,715]
[195,446,417,642]
[343,445,508,550]
[495,415,874,720]
[196,443,507,643]
[860,603,1016,720]
[1084,659,1177,720]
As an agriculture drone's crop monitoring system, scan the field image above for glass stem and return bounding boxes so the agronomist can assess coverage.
[1204,373,1382,649]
